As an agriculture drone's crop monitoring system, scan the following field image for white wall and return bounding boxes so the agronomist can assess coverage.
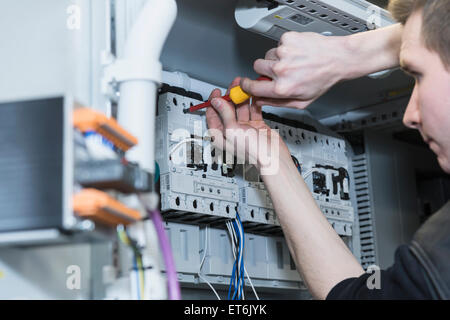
[0,0,70,102]
[0,0,107,109]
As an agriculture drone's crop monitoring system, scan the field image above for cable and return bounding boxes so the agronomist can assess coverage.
[140,203,181,300]
[226,220,238,298]
[243,265,259,300]
[226,221,238,300]
[226,217,246,300]
[169,138,202,157]
[234,216,245,300]
[226,215,259,300]
[133,258,141,300]
[291,155,302,174]
[236,213,260,300]
[232,220,241,300]
[117,227,145,299]
[302,168,314,179]
[198,226,221,300]
[232,219,243,300]
[136,254,145,299]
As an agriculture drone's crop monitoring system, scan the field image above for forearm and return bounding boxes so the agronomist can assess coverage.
[261,154,364,299]
[340,23,403,80]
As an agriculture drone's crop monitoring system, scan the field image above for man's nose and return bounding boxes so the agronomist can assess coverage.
[403,84,421,129]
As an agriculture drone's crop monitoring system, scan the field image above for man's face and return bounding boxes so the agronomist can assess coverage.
[400,10,450,173]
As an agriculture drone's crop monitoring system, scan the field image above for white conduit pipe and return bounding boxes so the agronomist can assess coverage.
[162,71,226,101]
[118,0,177,174]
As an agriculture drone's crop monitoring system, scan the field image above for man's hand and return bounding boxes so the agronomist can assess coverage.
[240,25,403,110]
[240,32,347,109]
[206,77,290,173]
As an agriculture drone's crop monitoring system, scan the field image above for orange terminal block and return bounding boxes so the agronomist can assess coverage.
[73,108,138,152]
[73,189,142,227]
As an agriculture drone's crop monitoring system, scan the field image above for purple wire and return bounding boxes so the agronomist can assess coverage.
[147,207,181,300]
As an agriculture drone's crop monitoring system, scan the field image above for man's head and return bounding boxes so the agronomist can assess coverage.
[388,0,450,173]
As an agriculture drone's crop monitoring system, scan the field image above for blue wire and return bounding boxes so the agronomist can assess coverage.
[133,256,140,300]
[228,253,238,300]
[236,213,245,300]
[238,240,244,298]
[232,221,240,300]
[228,213,246,301]
[231,258,238,299]
[233,217,246,300]
[231,220,241,300]
[228,221,239,300]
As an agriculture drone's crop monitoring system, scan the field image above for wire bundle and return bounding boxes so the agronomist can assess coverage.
[291,155,302,174]
[226,213,259,300]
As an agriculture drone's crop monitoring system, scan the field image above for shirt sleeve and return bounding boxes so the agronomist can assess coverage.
[326,245,434,300]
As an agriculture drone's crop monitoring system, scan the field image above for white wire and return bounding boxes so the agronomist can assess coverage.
[236,219,244,300]
[226,219,260,300]
[227,221,238,250]
[228,219,245,300]
[198,226,221,300]
[226,221,239,298]
[243,265,259,300]
[169,138,202,157]
[226,222,237,259]
[232,219,260,300]
[302,169,314,179]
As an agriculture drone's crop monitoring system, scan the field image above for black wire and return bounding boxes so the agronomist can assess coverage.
[291,155,301,173]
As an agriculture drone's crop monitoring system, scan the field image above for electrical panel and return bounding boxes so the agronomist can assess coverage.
[237,117,354,236]
[156,88,240,224]
[156,87,355,238]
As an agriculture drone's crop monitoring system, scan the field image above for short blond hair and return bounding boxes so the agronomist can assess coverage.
[389,0,450,67]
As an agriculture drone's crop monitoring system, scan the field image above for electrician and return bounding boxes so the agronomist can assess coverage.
[206,0,450,299]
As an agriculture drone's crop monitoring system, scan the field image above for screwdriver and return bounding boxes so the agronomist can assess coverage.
[183,76,271,113]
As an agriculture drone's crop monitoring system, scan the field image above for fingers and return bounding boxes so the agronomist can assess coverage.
[249,99,263,121]
[210,97,238,129]
[236,102,250,122]
[265,48,278,60]
[253,97,316,109]
[253,59,277,79]
[240,78,277,98]
[206,105,223,131]
[206,88,225,132]
[208,88,222,101]
[226,77,250,122]
[226,77,242,95]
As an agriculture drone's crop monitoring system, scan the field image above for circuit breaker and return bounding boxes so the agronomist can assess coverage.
[156,87,240,224]
[155,86,355,238]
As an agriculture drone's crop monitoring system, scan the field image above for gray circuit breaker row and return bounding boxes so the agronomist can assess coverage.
[160,222,303,288]
[156,90,354,236]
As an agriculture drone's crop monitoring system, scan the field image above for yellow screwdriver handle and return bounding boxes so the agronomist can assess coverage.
[229,86,251,105]
[228,76,271,105]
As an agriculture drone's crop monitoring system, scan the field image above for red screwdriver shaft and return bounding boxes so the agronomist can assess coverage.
[186,95,231,113]
[185,76,271,113]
